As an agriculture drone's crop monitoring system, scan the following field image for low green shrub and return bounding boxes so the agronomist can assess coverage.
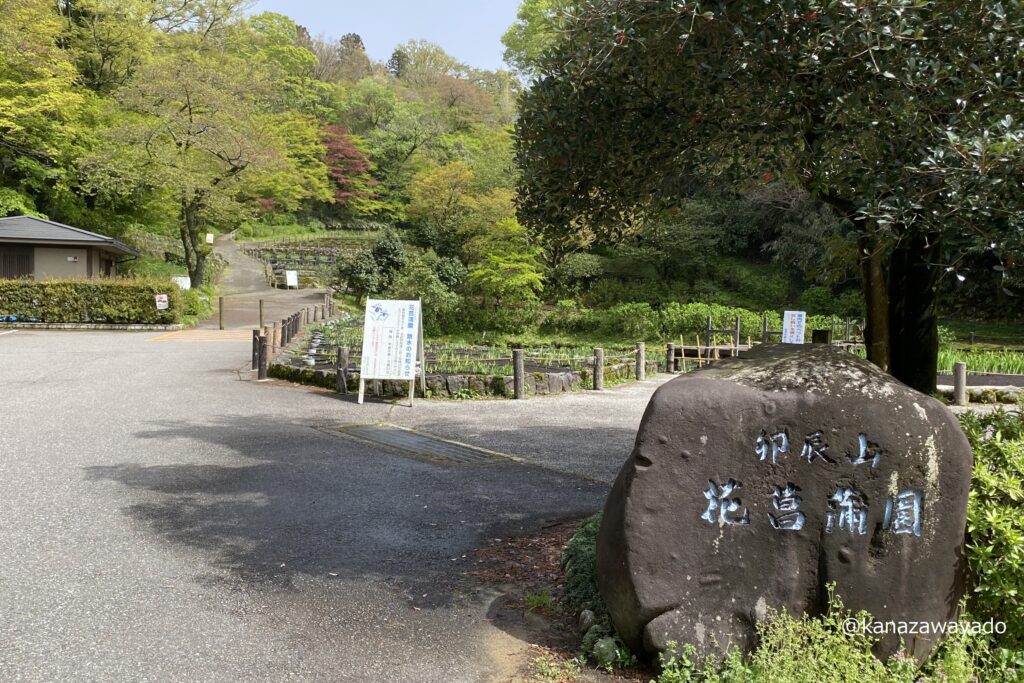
[180,285,213,320]
[539,300,600,336]
[599,302,661,340]
[958,408,1024,652]
[551,253,606,297]
[659,302,776,342]
[562,513,604,618]
[0,278,182,324]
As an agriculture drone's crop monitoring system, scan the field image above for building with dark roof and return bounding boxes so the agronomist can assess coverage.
[0,216,138,280]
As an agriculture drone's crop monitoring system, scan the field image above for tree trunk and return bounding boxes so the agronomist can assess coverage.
[888,233,940,395]
[859,231,891,373]
[180,196,206,287]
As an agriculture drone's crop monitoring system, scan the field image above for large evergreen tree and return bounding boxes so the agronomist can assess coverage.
[516,0,1024,393]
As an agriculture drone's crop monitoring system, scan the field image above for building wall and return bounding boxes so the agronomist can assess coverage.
[99,252,118,277]
[33,247,89,280]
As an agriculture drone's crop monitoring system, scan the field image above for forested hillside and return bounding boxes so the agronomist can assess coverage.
[0,0,520,287]
[2,0,1019,334]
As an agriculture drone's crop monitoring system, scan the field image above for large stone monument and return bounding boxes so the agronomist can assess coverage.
[597,345,972,662]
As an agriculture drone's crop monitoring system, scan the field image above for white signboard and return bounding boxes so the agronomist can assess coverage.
[171,276,191,290]
[285,270,299,288]
[360,299,421,381]
[782,310,806,344]
[154,294,170,311]
[205,233,215,245]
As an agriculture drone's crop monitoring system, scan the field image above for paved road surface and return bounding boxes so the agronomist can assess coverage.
[0,245,668,681]
[199,236,328,330]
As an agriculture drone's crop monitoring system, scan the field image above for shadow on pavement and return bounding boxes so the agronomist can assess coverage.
[84,414,610,608]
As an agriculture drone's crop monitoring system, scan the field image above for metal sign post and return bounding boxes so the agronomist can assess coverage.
[357,299,424,407]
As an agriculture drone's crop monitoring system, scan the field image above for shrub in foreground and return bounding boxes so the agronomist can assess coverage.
[958,408,1024,653]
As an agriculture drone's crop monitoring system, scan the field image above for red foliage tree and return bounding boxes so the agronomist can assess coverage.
[321,125,374,206]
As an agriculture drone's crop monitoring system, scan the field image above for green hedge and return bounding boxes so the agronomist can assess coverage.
[543,301,850,343]
[0,278,183,324]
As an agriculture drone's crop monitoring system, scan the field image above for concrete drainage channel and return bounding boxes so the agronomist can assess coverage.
[337,424,507,464]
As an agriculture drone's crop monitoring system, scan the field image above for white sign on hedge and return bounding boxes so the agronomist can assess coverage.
[358,299,423,406]
[782,310,807,344]
[285,270,298,289]
[154,294,169,311]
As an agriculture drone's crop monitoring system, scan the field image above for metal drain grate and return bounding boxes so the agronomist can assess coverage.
[340,424,504,464]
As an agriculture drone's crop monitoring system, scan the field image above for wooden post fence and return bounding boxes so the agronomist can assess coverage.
[251,330,259,370]
[257,335,269,381]
[635,342,645,381]
[218,297,224,330]
[593,347,605,390]
[513,349,525,399]
[954,362,968,406]
[665,343,676,374]
[706,316,741,351]
[761,316,782,343]
[336,348,349,394]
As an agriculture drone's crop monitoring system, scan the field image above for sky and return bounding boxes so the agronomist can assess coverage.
[251,0,521,71]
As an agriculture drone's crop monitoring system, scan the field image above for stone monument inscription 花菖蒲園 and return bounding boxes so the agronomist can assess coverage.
[703,429,922,537]
[596,345,972,664]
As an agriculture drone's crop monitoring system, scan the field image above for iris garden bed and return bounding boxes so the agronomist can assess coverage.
[269,316,661,399]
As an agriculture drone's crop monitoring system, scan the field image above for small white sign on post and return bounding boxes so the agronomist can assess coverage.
[782,310,807,344]
[205,233,215,245]
[358,299,424,407]
[285,270,299,289]
[154,294,170,311]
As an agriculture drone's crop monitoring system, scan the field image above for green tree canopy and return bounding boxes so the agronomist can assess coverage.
[516,0,1024,392]
[501,0,575,77]
[0,0,87,217]
[100,48,289,284]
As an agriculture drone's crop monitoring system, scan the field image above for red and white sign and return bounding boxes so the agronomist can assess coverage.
[782,310,806,344]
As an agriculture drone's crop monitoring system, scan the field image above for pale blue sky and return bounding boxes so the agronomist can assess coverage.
[252,1,521,71]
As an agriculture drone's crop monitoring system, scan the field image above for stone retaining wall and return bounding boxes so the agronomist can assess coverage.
[267,361,584,398]
[937,385,1022,404]
[268,348,661,399]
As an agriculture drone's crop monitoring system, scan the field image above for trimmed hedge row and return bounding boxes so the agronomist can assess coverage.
[0,278,183,324]
[543,301,847,342]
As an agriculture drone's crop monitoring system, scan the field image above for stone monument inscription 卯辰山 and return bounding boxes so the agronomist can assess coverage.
[596,344,972,663]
